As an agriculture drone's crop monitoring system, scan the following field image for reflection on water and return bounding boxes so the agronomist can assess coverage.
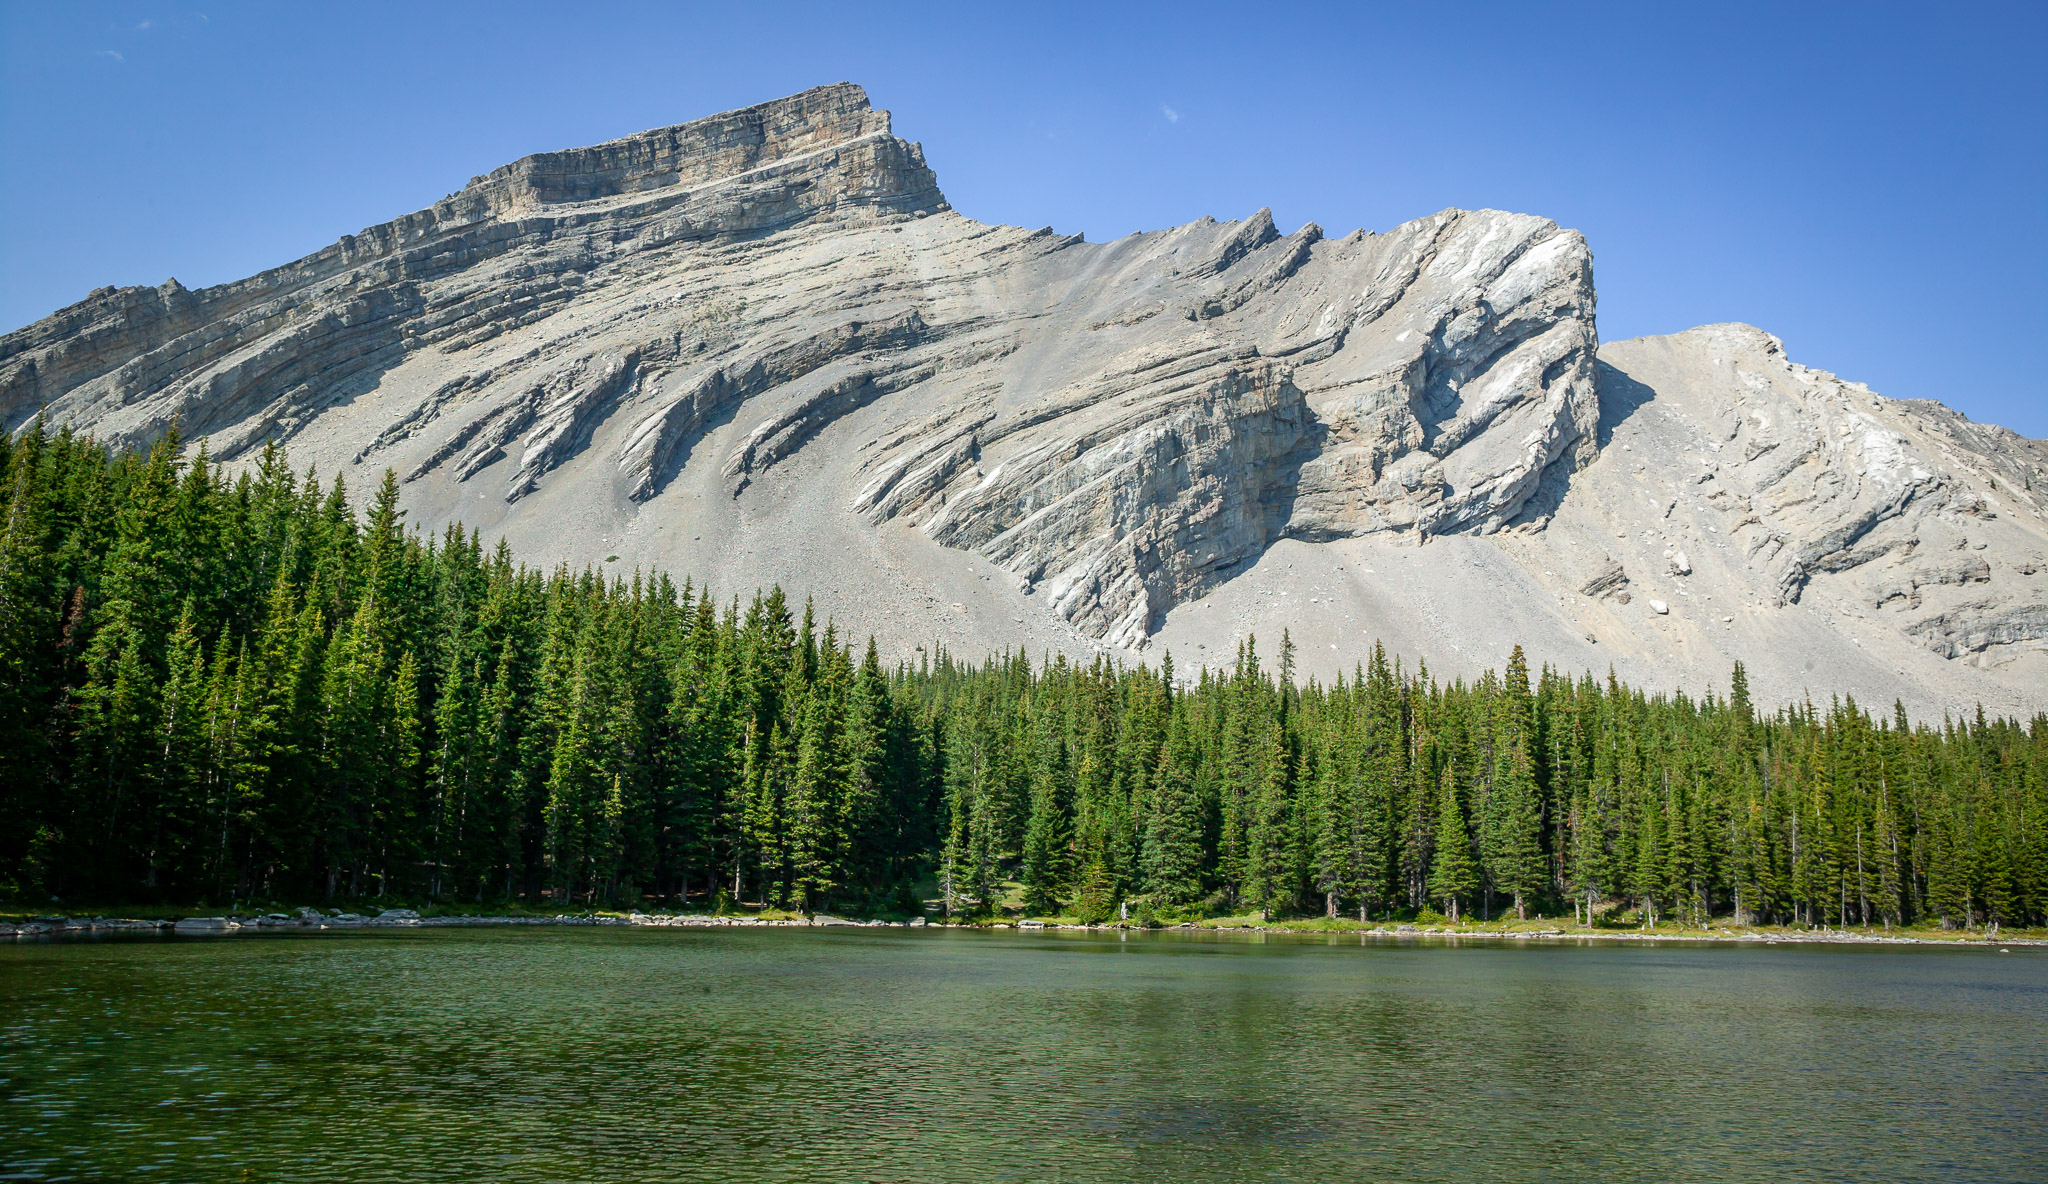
[2,929,2043,1182]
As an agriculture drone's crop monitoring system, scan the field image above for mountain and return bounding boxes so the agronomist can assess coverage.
[5,83,2044,715]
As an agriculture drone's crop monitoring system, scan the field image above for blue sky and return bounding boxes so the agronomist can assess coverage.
[4,2,2044,435]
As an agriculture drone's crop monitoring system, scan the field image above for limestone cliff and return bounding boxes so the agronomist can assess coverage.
[4,84,2043,714]
[1580,326,2048,668]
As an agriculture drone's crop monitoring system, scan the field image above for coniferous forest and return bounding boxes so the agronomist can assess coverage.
[1,423,2043,929]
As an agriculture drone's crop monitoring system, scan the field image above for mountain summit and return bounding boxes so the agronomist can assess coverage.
[4,84,2044,714]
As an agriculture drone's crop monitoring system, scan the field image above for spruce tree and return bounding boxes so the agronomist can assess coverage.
[1491,732,1545,920]
[1019,715,1072,915]
[1245,719,1297,920]
[1141,709,1205,906]
[788,658,848,913]
[1566,784,1606,925]
[2,425,2045,932]
[1427,767,1477,922]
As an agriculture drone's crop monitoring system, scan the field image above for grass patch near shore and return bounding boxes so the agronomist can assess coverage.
[969,907,2044,944]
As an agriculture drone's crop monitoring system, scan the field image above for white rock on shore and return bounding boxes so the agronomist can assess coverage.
[4,910,2040,948]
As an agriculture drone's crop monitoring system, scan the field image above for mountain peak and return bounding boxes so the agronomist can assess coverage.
[3,85,2043,717]
[461,82,930,213]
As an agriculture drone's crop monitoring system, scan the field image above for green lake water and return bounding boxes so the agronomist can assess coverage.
[1,928,2043,1183]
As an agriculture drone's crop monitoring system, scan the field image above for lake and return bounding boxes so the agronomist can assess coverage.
[2,928,2043,1182]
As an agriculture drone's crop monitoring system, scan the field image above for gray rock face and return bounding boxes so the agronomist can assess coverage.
[1,83,1598,648]
[1587,325,2048,672]
[4,84,2044,712]
[2,84,945,455]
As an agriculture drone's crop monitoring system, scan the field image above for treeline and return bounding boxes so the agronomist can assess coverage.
[0,423,2043,928]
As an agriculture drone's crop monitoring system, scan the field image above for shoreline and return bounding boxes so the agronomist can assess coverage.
[3,911,2040,949]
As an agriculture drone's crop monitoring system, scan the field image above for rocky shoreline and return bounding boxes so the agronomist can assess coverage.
[2,909,2038,948]
[0,908,927,938]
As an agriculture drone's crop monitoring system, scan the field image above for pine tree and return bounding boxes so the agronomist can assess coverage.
[1427,767,1477,922]
[3,425,2045,933]
[152,602,209,896]
[1491,730,1545,920]
[381,649,425,898]
[838,638,892,899]
[1245,718,1297,920]
[1976,795,2014,928]
[1308,730,1348,918]
[1350,643,1401,920]
[1141,708,1205,906]
[1567,784,1606,925]
[788,651,848,912]
[1019,709,1072,915]
[0,436,55,836]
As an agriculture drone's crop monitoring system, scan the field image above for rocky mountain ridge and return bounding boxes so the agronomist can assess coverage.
[5,83,2044,715]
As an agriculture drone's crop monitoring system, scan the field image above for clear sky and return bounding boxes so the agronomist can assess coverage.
[4,1,2043,435]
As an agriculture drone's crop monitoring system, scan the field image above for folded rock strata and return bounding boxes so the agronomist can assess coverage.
[1,83,1600,646]
[1580,324,2048,670]
[4,84,2045,710]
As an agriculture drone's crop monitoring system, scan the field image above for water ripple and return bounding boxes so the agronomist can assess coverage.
[1,930,2043,1182]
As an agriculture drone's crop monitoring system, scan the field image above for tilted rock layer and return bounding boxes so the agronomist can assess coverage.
[1578,326,2048,668]
[5,84,2044,713]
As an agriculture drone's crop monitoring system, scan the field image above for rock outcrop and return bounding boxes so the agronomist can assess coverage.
[1,83,1599,648]
[4,84,2044,713]
[1585,325,2048,668]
